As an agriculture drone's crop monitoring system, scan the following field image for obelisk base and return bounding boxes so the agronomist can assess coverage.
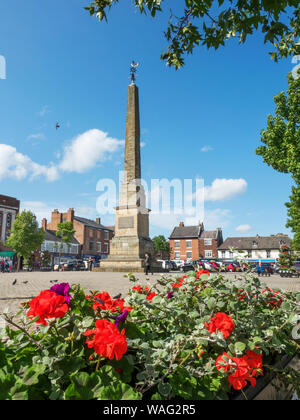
[99,235,163,273]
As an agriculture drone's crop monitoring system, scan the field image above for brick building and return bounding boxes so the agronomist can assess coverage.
[0,195,20,258]
[169,222,223,261]
[43,208,114,262]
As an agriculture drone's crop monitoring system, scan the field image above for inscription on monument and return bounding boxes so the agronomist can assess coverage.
[118,216,134,229]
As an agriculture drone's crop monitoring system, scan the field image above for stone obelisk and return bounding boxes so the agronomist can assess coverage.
[100,63,159,272]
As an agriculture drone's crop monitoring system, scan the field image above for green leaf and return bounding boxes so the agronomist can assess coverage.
[158,382,172,397]
[234,342,246,354]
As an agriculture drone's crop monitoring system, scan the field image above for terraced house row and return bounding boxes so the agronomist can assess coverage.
[169,221,291,263]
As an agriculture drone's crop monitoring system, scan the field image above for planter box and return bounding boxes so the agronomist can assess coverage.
[232,354,300,400]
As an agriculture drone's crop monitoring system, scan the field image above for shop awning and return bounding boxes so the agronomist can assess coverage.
[0,251,15,257]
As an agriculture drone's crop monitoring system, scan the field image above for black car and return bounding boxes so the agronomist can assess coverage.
[179,262,195,272]
[63,260,86,271]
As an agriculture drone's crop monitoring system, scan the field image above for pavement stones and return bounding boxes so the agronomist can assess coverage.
[0,270,299,315]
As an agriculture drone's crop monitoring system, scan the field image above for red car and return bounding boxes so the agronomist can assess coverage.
[225,263,236,272]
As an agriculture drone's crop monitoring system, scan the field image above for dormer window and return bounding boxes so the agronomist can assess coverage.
[252,241,257,247]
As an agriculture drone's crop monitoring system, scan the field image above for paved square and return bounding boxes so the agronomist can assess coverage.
[0,271,299,315]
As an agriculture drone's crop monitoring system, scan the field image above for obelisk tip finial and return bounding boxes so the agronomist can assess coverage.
[130,61,139,84]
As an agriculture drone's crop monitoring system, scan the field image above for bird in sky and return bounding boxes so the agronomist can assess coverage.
[56,123,60,130]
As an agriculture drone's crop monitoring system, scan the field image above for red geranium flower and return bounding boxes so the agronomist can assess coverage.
[216,350,263,390]
[146,292,158,301]
[228,357,250,390]
[132,285,150,294]
[196,270,210,279]
[205,312,235,339]
[27,290,69,326]
[87,291,132,313]
[215,352,236,373]
[84,319,127,361]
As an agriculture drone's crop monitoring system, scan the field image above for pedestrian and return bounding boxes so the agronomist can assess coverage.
[144,253,153,275]
[89,257,93,272]
[0,259,4,273]
[8,260,12,273]
[4,259,9,273]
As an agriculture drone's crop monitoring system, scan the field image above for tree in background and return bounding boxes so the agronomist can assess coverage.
[5,211,45,271]
[86,0,299,68]
[56,221,76,266]
[256,70,300,249]
[153,235,170,259]
[41,250,52,268]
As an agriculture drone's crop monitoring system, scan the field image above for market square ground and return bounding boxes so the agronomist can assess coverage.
[0,271,299,316]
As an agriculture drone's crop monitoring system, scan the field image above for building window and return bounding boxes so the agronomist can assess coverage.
[174,252,180,259]
[104,231,109,240]
[221,251,226,258]
[174,240,180,249]
[204,239,212,246]
[6,213,11,228]
[266,250,271,258]
[248,250,252,258]
[97,242,101,253]
[89,229,94,238]
[205,250,212,258]
[104,243,109,253]
[229,251,233,258]
[89,240,94,252]
[186,251,193,259]
[252,241,257,247]
[186,240,192,248]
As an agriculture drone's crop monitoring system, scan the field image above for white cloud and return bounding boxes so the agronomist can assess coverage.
[235,224,252,233]
[27,133,45,142]
[204,178,247,201]
[38,105,50,117]
[201,145,213,152]
[0,129,124,183]
[59,129,124,173]
[21,201,56,223]
[0,144,60,182]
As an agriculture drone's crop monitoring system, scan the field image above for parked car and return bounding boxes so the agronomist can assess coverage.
[173,260,185,269]
[200,260,214,271]
[61,260,86,271]
[225,263,236,272]
[53,262,65,271]
[232,263,242,272]
[293,263,300,276]
[209,261,221,271]
[179,262,195,272]
[168,261,178,271]
[157,260,172,272]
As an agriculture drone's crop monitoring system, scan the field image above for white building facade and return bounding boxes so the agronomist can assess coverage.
[218,235,291,262]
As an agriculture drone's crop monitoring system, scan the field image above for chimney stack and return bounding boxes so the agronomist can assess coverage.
[67,208,75,222]
[179,221,184,227]
[42,218,47,230]
[96,217,101,225]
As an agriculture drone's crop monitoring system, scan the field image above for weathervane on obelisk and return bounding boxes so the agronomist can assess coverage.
[130,60,139,84]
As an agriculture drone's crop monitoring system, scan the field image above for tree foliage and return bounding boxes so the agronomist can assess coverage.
[85,0,300,68]
[153,235,170,257]
[56,222,76,248]
[256,70,300,249]
[5,211,45,270]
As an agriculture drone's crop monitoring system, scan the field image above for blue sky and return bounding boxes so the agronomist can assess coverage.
[0,0,296,240]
